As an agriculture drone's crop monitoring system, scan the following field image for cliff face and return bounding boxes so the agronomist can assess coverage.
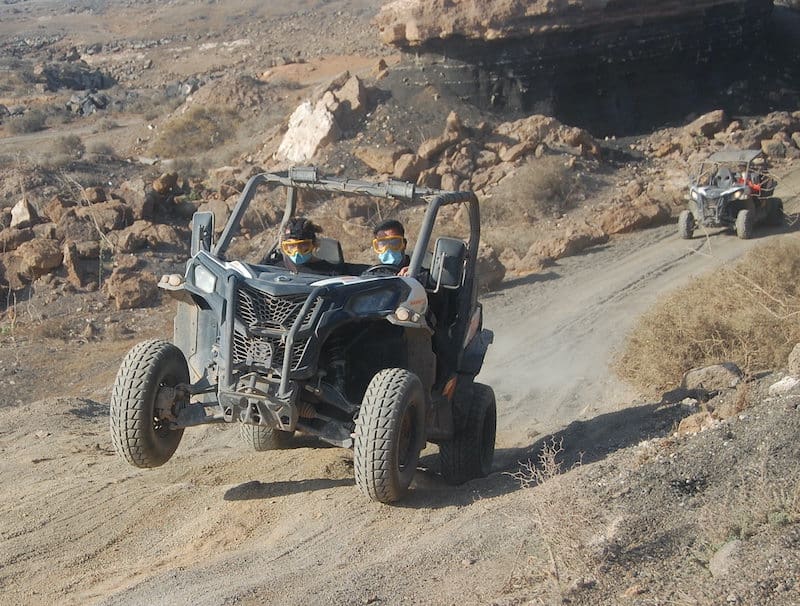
[376,0,785,136]
[376,0,774,46]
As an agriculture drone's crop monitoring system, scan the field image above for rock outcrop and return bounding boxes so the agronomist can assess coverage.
[376,0,772,46]
[375,0,778,135]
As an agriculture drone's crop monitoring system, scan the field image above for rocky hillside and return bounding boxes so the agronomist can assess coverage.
[0,2,799,605]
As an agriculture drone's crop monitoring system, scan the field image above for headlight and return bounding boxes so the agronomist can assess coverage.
[732,190,746,200]
[193,265,217,293]
[349,289,399,313]
[690,190,699,201]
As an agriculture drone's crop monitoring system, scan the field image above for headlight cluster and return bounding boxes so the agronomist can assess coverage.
[193,264,218,294]
[690,190,700,202]
[349,288,399,314]
[732,189,746,200]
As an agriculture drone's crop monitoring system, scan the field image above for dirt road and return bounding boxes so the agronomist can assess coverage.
[1,167,798,605]
[482,165,800,445]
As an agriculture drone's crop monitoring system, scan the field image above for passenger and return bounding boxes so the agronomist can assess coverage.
[372,219,410,274]
[280,217,340,275]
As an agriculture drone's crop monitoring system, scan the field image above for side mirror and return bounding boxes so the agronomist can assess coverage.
[191,211,214,255]
[430,237,466,292]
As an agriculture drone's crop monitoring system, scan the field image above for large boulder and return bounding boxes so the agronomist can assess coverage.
[681,363,742,392]
[0,228,34,252]
[598,197,672,235]
[277,99,339,163]
[108,220,185,253]
[56,201,132,243]
[114,178,157,221]
[355,145,411,174]
[476,244,505,292]
[685,109,728,138]
[104,261,160,310]
[524,223,608,261]
[16,239,63,280]
[10,199,39,229]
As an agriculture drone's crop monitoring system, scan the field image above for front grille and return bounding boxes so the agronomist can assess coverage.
[233,284,320,373]
[237,286,308,330]
[232,329,310,371]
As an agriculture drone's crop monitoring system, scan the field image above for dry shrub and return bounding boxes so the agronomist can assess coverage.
[617,237,800,393]
[507,439,609,602]
[6,109,47,134]
[87,141,116,159]
[151,106,238,158]
[482,156,580,255]
[32,318,73,341]
[53,134,85,157]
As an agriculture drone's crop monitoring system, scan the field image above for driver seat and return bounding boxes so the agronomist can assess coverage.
[316,237,344,265]
[713,167,734,189]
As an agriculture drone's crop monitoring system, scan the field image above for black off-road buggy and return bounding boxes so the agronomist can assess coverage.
[679,149,782,240]
[109,167,496,503]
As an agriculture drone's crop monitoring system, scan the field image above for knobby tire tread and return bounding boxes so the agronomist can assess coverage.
[354,368,424,503]
[440,382,496,485]
[239,423,293,451]
[110,339,186,468]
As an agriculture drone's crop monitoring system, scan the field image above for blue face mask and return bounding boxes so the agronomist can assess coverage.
[289,251,312,265]
[378,249,404,265]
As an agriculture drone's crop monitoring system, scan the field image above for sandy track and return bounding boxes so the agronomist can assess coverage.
[1,167,798,605]
[482,165,800,445]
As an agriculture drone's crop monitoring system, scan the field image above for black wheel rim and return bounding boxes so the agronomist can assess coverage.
[153,375,178,435]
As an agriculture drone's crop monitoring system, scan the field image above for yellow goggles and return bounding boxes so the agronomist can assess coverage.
[281,239,314,256]
[372,235,405,253]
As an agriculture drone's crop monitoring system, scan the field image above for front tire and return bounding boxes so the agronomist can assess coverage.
[239,423,294,451]
[110,339,188,468]
[439,383,497,485]
[678,210,695,240]
[354,368,426,503]
[735,209,753,239]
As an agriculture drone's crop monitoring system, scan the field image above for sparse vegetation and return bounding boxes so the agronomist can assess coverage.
[6,109,47,134]
[41,134,85,169]
[507,439,606,603]
[617,237,800,393]
[151,105,238,158]
[87,141,116,159]
[53,134,85,158]
[482,155,581,255]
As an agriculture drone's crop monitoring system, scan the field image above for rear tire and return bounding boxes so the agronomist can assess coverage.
[238,423,294,451]
[678,210,695,240]
[440,383,497,485]
[354,368,426,503]
[110,339,187,468]
[735,209,753,239]
[766,198,784,226]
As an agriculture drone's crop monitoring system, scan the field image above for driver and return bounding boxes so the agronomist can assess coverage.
[280,217,340,275]
[372,219,410,271]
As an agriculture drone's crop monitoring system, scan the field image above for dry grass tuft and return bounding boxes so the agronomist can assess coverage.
[151,106,238,158]
[482,156,581,256]
[617,237,800,393]
[6,109,47,134]
[505,439,611,602]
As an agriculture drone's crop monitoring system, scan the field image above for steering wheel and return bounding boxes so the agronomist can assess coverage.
[362,264,401,276]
